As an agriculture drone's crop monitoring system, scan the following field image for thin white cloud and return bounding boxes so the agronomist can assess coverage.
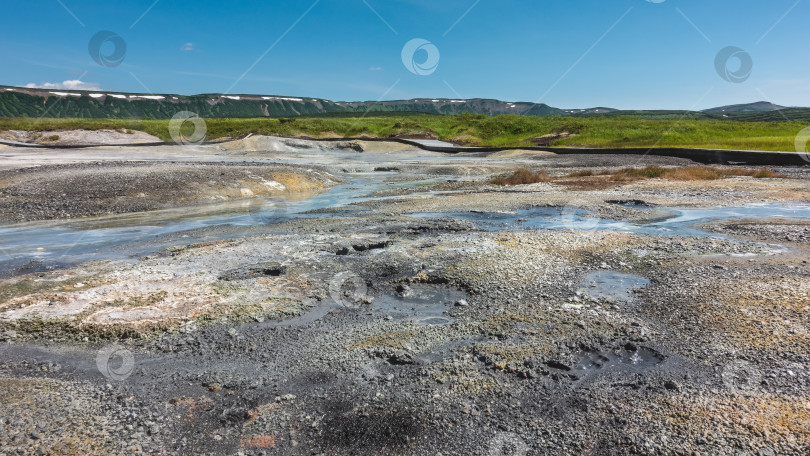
[181,42,195,51]
[369,66,383,71]
[25,80,101,91]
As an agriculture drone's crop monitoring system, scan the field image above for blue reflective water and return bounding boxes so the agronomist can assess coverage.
[2,179,809,277]
[0,143,479,275]
[0,176,384,275]
[413,204,810,237]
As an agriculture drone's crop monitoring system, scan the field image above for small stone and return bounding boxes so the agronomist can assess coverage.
[454,299,469,307]
[227,328,238,338]
[396,284,412,296]
[388,351,415,365]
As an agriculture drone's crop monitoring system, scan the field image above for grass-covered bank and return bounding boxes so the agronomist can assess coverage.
[1,114,807,151]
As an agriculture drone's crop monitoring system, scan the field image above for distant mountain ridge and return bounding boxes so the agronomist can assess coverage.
[0,86,804,121]
[0,86,614,119]
[702,101,787,113]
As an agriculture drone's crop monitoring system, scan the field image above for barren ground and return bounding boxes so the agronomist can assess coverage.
[0,136,808,455]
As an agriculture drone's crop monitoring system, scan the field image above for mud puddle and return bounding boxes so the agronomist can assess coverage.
[570,345,665,380]
[256,299,340,329]
[373,284,467,326]
[578,271,650,304]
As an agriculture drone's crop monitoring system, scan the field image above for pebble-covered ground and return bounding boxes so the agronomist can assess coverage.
[0,137,809,455]
[0,161,341,223]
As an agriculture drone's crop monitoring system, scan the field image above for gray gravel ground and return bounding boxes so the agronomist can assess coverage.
[1,138,809,455]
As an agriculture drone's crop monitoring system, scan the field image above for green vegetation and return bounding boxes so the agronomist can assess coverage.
[0,114,806,151]
[579,108,810,123]
[3,87,809,123]
[0,89,563,119]
[0,90,346,118]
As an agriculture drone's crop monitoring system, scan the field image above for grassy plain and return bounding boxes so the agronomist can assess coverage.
[0,114,806,151]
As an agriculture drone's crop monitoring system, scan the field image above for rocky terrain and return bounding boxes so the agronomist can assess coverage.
[0,161,340,223]
[0,137,808,455]
[0,129,162,146]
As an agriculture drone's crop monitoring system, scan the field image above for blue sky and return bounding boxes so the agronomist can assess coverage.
[1,0,807,109]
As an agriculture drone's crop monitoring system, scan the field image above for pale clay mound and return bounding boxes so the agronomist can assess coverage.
[216,135,420,154]
[2,129,162,145]
[0,162,341,222]
[2,129,442,153]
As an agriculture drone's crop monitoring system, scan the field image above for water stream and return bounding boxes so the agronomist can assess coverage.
[0,173,395,275]
[2,155,810,277]
[413,204,810,236]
